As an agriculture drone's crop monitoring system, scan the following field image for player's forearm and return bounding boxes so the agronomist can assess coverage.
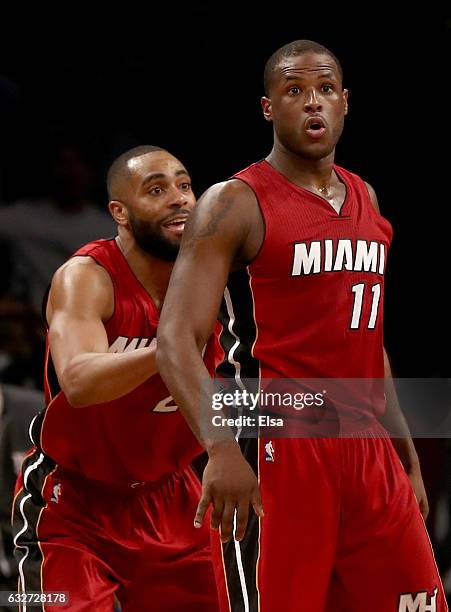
[389,438,420,473]
[380,386,419,471]
[157,332,236,451]
[60,346,157,407]
[378,348,420,471]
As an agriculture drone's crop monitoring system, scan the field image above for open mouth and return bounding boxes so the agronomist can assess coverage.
[162,216,189,235]
[305,117,326,139]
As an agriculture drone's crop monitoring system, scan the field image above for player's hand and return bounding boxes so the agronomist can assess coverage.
[194,440,264,542]
[407,463,429,521]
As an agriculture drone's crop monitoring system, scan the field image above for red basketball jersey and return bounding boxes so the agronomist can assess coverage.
[217,160,393,418]
[35,238,215,485]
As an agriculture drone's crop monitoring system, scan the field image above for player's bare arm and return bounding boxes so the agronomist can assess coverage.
[366,181,428,518]
[157,179,264,542]
[382,348,429,519]
[47,256,157,407]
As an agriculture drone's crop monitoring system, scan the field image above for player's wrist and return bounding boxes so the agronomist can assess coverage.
[205,438,241,458]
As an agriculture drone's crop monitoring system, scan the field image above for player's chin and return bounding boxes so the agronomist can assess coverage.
[162,226,185,241]
[165,233,184,254]
[298,140,335,160]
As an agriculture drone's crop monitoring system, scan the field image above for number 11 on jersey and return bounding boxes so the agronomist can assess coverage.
[350,283,381,330]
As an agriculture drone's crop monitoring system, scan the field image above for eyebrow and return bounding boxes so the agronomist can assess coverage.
[141,168,189,187]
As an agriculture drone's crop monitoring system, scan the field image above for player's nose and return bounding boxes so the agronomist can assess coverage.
[168,186,189,208]
[304,89,322,114]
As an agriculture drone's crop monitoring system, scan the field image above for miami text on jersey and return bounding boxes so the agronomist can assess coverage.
[108,336,155,353]
[292,239,386,276]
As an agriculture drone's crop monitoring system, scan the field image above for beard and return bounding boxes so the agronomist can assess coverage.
[128,211,180,261]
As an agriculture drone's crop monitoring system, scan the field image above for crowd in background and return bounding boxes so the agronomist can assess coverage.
[0,140,115,600]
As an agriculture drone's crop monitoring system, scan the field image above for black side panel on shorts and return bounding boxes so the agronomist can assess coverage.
[216,270,261,611]
[220,438,260,612]
[13,450,56,599]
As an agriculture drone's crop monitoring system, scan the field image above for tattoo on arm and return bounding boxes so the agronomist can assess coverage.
[183,195,237,247]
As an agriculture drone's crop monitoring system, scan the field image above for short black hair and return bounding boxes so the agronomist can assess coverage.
[107,145,165,200]
[263,40,343,96]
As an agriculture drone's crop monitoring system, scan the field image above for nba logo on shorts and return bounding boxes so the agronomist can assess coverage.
[51,483,62,503]
[398,587,437,611]
[265,441,275,462]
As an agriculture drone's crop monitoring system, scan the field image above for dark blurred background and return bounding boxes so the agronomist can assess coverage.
[0,6,449,375]
[0,2,450,600]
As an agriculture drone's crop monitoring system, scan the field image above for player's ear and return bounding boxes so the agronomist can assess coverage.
[343,89,349,116]
[261,96,273,122]
[109,200,129,226]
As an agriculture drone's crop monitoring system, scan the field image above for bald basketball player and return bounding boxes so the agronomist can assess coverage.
[156,42,447,611]
[12,146,220,612]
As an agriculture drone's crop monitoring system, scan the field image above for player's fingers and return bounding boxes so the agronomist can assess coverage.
[250,486,264,518]
[234,499,249,541]
[220,500,236,543]
[194,491,212,528]
[210,497,224,531]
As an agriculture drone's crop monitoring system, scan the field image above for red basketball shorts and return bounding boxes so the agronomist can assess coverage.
[13,449,220,611]
[212,425,447,611]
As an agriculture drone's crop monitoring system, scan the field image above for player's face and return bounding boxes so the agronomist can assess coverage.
[125,151,196,260]
[262,52,348,160]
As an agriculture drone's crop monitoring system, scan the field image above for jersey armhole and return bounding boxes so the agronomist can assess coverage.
[231,177,267,267]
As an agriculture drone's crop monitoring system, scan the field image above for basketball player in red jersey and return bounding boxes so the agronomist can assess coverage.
[12,146,220,611]
[157,42,447,610]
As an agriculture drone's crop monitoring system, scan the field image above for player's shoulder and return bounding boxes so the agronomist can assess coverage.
[363,181,380,212]
[193,179,259,233]
[181,178,260,253]
[47,255,114,322]
[335,165,380,213]
[51,255,113,294]
[201,177,257,203]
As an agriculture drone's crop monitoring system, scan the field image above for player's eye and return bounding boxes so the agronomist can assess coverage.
[149,186,163,195]
[288,86,301,95]
[321,84,333,93]
[180,182,192,191]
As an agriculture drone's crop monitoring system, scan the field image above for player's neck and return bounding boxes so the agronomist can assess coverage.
[266,146,337,190]
[115,235,173,310]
